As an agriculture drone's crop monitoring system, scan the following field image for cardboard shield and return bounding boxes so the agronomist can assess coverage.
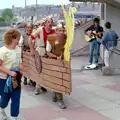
[34,51,42,74]
[21,51,72,95]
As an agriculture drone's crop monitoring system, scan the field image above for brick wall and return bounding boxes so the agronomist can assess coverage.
[22,51,72,95]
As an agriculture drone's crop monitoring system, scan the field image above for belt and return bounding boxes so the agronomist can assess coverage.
[23,46,30,52]
[36,46,45,48]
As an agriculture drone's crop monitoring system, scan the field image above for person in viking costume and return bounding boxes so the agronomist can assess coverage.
[29,17,55,95]
[46,23,67,109]
[39,18,46,27]
[19,23,35,86]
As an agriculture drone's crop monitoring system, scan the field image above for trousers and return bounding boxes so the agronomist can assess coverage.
[54,92,63,100]
[104,48,114,67]
[0,78,21,117]
[89,39,100,65]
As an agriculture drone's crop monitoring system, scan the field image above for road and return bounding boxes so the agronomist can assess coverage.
[0,56,120,120]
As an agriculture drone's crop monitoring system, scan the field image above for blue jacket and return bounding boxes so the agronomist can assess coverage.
[99,29,119,48]
[4,67,20,93]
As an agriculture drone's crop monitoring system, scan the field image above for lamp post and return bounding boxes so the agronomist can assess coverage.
[25,0,27,21]
[25,0,26,8]
[36,0,38,20]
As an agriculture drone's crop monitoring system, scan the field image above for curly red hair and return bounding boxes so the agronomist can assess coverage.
[4,28,21,45]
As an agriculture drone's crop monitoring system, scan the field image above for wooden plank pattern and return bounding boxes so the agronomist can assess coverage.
[42,68,63,78]
[21,51,72,94]
[42,63,67,73]
[41,57,64,67]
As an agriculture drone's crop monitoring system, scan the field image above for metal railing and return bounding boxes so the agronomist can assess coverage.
[0,21,10,26]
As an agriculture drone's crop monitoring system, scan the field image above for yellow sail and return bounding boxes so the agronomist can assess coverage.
[61,3,77,61]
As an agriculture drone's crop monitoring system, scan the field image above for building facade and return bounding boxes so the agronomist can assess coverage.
[70,0,120,68]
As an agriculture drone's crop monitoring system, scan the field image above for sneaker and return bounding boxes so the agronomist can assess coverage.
[10,117,17,120]
[28,80,33,86]
[58,100,66,109]
[41,87,47,92]
[95,64,99,67]
[34,88,41,95]
[23,77,27,85]
[32,81,36,87]
[52,93,57,102]
[0,108,8,120]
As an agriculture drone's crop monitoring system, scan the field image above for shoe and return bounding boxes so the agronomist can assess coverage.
[52,93,57,102]
[28,80,33,86]
[0,108,8,120]
[58,100,66,109]
[32,81,36,87]
[34,88,41,95]
[95,64,99,67]
[10,117,17,120]
[23,77,27,85]
[41,87,47,92]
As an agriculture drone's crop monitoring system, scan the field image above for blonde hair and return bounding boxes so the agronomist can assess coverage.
[4,28,21,45]
[56,23,65,30]
[45,16,53,24]
[26,23,34,28]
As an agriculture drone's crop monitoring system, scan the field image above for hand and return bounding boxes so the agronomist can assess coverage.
[30,50,35,56]
[9,71,17,77]
[57,56,62,60]
[101,41,104,44]
[19,64,24,70]
[87,30,93,37]
[97,32,102,38]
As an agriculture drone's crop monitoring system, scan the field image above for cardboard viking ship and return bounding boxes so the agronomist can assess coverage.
[21,34,72,95]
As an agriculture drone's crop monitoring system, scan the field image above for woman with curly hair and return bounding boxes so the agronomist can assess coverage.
[0,28,23,120]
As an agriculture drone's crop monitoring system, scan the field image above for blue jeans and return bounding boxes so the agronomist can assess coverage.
[0,78,21,117]
[89,39,100,65]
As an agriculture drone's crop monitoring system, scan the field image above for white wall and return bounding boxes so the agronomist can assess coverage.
[71,21,93,54]
[106,4,120,36]
[101,3,120,68]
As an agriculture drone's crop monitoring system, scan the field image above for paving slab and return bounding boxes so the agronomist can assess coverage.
[1,56,120,120]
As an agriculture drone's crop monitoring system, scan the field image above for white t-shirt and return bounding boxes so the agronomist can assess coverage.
[46,41,52,52]
[19,35,24,47]
[0,46,22,79]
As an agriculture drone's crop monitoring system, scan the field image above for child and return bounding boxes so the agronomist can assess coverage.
[19,23,35,86]
[46,23,67,109]
[0,28,23,120]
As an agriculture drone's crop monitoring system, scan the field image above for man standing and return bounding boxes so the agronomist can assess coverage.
[46,23,67,109]
[19,23,34,86]
[99,22,119,67]
[85,18,103,67]
[29,17,55,95]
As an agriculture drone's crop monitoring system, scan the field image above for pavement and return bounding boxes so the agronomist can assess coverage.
[1,56,120,120]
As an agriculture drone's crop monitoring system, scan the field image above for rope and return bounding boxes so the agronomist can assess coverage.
[79,40,120,72]
[102,40,120,55]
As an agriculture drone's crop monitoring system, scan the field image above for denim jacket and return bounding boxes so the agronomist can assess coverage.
[99,29,119,48]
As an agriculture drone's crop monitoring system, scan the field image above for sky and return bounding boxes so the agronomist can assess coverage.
[0,0,70,9]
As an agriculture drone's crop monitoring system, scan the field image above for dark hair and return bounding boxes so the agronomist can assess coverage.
[105,22,111,29]
[94,18,100,23]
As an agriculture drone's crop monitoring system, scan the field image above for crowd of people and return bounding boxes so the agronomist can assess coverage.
[0,16,67,120]
[85,17,119,69]
[0,16,119,120]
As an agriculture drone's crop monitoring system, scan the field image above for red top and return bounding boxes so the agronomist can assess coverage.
[42,27,55,46]
[30,27,55,47]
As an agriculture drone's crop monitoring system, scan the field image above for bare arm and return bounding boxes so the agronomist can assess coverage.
[47,51,57,59]
[29,27,42,55]
[19,63,24,70]
[28,37,35,51]
[0,60,16,77]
